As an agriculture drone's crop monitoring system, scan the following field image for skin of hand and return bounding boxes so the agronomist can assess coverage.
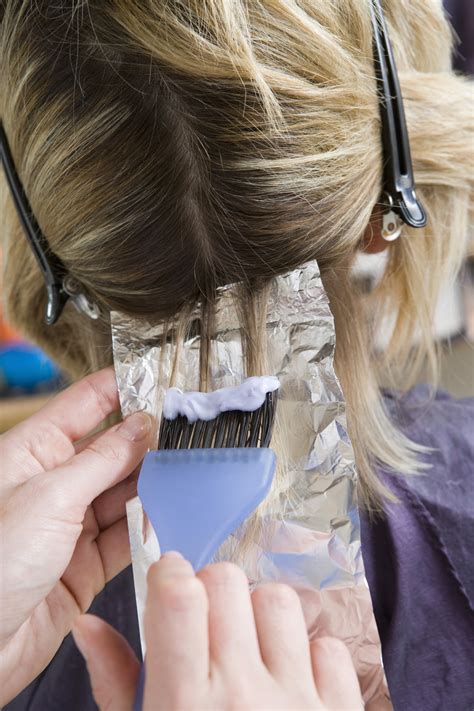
[0,368,152,704]
[73,554,364,711]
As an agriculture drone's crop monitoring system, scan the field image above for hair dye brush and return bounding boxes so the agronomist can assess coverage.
[138,376,279,571]
[134,377,279,709]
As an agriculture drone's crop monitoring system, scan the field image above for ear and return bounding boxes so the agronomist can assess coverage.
[360,204,389,254]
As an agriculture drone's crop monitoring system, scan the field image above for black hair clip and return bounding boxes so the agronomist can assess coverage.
[0,121,100,325]
[370,0,427,229]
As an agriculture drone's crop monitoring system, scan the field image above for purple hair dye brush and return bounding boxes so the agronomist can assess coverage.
[134,377,279,710]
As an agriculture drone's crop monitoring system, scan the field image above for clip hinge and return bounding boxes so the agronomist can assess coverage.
[370,0,427,230]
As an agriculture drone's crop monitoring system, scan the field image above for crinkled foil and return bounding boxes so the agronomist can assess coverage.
[111,260,391,708]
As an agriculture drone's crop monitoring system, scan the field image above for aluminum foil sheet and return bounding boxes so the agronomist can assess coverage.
[111,260,391,708]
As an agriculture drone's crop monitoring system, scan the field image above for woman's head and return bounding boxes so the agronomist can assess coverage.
[1,0,472,506]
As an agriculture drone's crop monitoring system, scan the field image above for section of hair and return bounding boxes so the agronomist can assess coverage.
[1,0,472,508]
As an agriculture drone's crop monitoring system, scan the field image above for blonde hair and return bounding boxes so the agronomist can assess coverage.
[1,0,472,509]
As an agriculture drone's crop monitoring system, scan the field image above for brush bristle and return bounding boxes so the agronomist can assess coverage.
[158,391,277,450]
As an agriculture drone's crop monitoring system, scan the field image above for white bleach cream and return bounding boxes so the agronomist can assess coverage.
[163,376,280,423]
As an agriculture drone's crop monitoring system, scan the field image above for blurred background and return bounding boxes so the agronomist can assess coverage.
[0,0,472,432]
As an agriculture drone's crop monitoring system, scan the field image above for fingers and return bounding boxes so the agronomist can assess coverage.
[310,637,363,710]
[251,583,315,686]
[73,614,140,711]
[97,518,132,581]
[144,554,209,707]
[29,367,120,442]
[61,518,132,612]
[36,411,151,511]
[72,558,361,711]
[73,428,107,456]
[2,368,121,476]
[92,469,139,530]
[198,562,261,671]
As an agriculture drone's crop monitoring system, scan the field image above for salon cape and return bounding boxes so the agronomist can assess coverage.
[4,387,474,711]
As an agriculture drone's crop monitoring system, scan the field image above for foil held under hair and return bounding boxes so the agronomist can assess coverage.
[111,260,392,709]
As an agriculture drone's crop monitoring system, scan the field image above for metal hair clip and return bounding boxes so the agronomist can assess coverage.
[0,121,100,325]
[370,0,427,234]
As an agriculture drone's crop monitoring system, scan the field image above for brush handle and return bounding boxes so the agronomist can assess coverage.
[138,448,276,569]
[133,447,276,710]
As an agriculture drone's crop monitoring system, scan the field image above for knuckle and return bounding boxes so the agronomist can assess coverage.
[25,421,73,467]
[200,561,247,589]
[24,474,84,522]
[155,576,205,611]
[87,438,129,464]
[82,372,117,421]
[253,582,300,610]
[147,557,193,587]
[312,636,352,664]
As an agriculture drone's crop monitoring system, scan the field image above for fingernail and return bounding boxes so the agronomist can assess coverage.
[118,412,152,442]
[72,624,88,661]
[161,551,184,560]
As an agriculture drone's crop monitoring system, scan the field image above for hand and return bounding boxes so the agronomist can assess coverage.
[0,368,151,704]
[73,554,363,710]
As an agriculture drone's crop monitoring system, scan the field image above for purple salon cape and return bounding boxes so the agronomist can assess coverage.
[4,388,474,711]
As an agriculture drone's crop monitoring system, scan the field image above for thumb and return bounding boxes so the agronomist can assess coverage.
[40,411,152,511]
[73,614,140,711]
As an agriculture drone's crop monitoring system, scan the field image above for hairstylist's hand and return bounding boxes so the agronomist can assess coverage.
[74,555,363,711]
[0,368,151,704]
